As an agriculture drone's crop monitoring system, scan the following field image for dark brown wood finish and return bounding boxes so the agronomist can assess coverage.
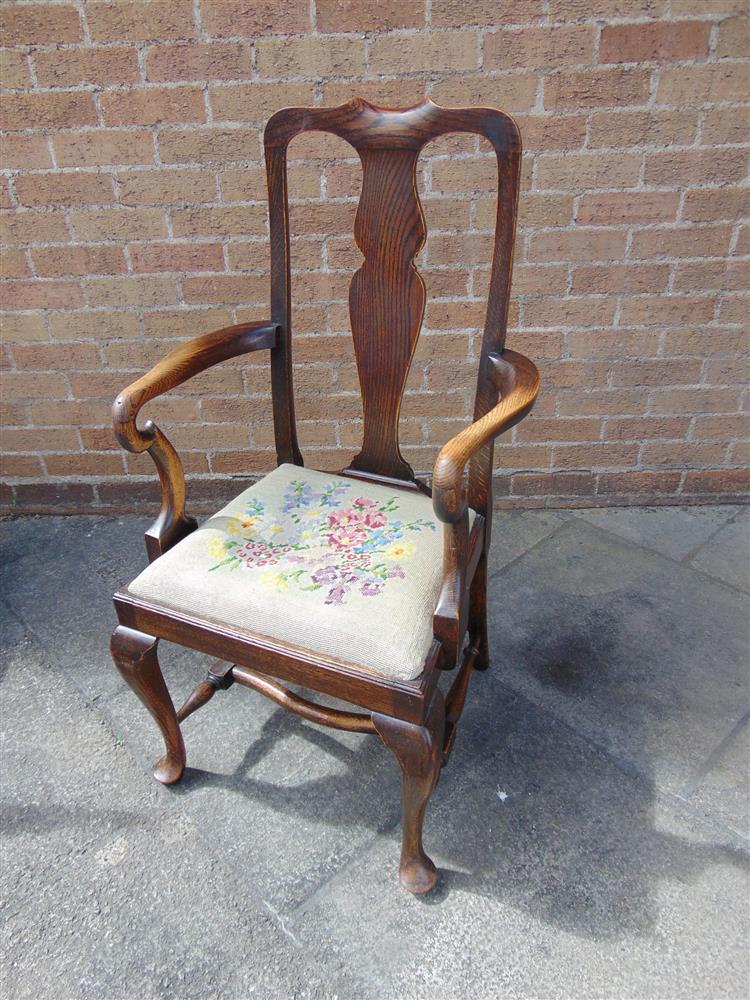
[110,98,540,893]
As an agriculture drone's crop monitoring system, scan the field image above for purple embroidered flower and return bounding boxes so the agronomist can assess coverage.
[360,580,384,597]
[311,566,338,584]
[325,586,347,605]
[387,565,406,579]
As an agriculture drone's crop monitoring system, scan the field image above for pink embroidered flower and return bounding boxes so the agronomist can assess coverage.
[352,497,378,508]
[327,509,364,529]
[328,526,368,549]
[364,510,387,528]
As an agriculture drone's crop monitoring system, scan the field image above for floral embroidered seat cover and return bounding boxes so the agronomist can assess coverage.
[128,464,450,679]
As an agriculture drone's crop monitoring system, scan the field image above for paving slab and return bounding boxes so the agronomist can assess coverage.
[485,518,749,797]
[688,507,750,593]
[574,504,737,562]
[0,648,349,1000]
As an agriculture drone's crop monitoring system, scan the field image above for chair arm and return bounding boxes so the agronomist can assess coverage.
[112,320,278,453]
[111,319,277,561]
[432,349,540,524]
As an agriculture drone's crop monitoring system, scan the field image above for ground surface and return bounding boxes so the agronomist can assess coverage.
[1,504,748,1000]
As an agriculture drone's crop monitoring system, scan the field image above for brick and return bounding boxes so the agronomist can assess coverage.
[618,296,714,327]
[571,264,669,295]
[3,279,83,310]
[369,32,477,75]
[682,469,750,496]
[146,41,251,81]
[130,243,225,273]
[321,78,428,110]
[600,21,710,63]
[318,0,423,30]
[544,68,651,110]
[1,455,43,477]
[50,311,140,340]
[33,46,140,87]
[641,441,726,468]
[511,193,574,229]
[32,244,126,276]
[513,115,586,152]
[430,75,540,113]
[86,1,196,42]
[182,274,267,305]
[578,192,679,226]
[528,228,627,263]
[718,294,749,324]
[85,276,179,308]
[588,109,699,148]
[3,427,80,451]
[222,163,316,201]
[700,107,749,146]
[0,371,70,400]
[523,297,616,328]
[13,483,96,508]
[0,179,13,210]
[485,25,595,69]
[0,49,31,88]
[693,414,750,440]
[516,416,601,443]
[631,225,732,260]
[0,210,70,244]
[158,126,260,164]
[650,386,742,415]
[69,207,168,241]
[535,152,641,191]
[432,0,545,25]
[101,86,206,127]
[257,35,366,79]
[1,248,30,278]
[0,135,53,170]
[210,83,315,123]
[671,0,748,16]
[549,0,665,16]
[716,16,750,59]
[554,442,640,468]
[1,314,49,342]
[12,342,100,370]
[662,327,748,358]
[604,416,691,442]
[0,4,82,44]
[597,471,682,496]
[674,261,749,292]
[645,149,748,188]
[46,453,125,476]
[682,187,750,223]
[201,0,309,37]
[54,130,155,167]
[15,172,115,208]
[171,205,266,238]
[431,157,499,194]
[657,64,748,105]
[0,91,97,131]
[512,471,596,496]
[616,356,706,392]
[119,168,216,206]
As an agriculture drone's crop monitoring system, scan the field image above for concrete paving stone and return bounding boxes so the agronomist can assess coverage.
[287,687,750,1000]
[486,518,749,797]
[688,507,750,593]
[574,504,738,563]
[682,713,750,840]
[0,654,354,1000]
[487,508,571,570]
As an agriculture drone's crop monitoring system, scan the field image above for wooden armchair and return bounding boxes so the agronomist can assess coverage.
[110,98,539,894]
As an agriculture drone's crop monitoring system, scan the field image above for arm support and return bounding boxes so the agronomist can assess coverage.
[432,349,540,524]
[112,320,278,560]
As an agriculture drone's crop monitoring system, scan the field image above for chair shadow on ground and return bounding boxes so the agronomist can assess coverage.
[167,602,749,941]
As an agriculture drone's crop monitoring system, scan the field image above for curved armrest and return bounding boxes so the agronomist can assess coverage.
[113,320,278,453]
[111,319,277,561]
[432,349,540,524]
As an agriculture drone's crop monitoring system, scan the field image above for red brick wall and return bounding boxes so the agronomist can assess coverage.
[1,0,748,513]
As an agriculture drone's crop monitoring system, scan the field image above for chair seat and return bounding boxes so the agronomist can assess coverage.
[128,464,448,680]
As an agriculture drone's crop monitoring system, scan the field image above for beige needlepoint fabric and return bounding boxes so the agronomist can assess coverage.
[128,464,450,680]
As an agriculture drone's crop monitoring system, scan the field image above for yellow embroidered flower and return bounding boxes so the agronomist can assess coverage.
[385,541,415,559]
[240,517,257,531]
[208,536,227,559]
[268,524,284,534]
[261,570,288,590]
[225,517,243,536]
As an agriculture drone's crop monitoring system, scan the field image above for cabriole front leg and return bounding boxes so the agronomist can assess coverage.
[110,625,185,785]
[373,690,445,894]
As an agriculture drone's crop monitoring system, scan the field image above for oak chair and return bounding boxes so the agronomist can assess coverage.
[110,98,539,894]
